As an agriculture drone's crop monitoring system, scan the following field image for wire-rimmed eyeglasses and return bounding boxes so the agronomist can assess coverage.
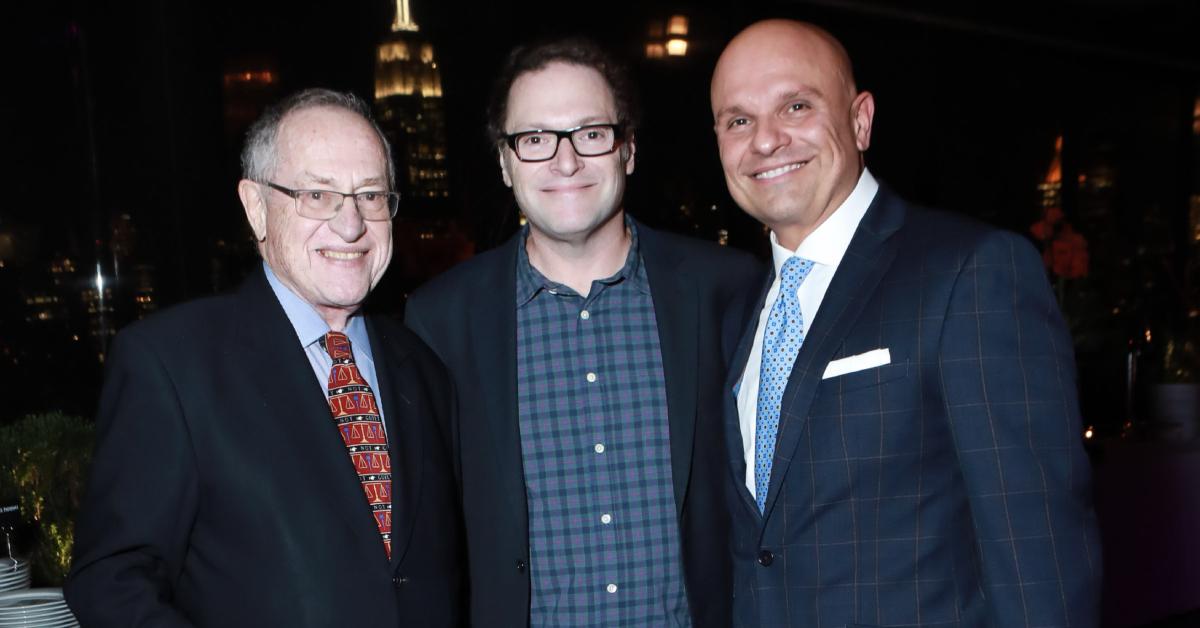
[265,182,399,221]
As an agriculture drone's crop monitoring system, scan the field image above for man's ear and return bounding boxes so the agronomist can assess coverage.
[498,147,514,188]
[237,179,268,242]
[623,132,636,175]
[851,91,875,152]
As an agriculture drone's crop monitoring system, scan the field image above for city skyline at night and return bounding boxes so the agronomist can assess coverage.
[2,0,1198,427]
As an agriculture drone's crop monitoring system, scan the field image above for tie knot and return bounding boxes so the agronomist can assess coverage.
[779,256,814,291]
[322,331,353,361]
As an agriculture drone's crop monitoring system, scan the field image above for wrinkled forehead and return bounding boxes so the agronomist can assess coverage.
[275,107,386,170]
[712,24,855,106]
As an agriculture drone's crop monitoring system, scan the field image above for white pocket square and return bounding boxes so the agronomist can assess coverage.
[822,348,891,379]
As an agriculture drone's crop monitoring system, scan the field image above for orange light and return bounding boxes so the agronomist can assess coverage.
[667,15,688,36]
[666,39,688,56]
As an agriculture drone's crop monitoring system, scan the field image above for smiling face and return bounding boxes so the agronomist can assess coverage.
[238,105,393,328]
[499,62,634,246]
[711,20,874,249]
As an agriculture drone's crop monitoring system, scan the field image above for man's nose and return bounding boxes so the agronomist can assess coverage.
[752,118,790,156]
[549,136,582,176]
[327,195,368,241]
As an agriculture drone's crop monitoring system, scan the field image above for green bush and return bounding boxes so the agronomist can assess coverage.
[0,412,94,585]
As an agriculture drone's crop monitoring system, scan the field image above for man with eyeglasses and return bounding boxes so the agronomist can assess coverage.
[66,89,465,627]
[405,38,761,627]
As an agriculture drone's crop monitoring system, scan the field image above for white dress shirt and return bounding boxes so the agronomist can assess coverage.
[736,169,879,497]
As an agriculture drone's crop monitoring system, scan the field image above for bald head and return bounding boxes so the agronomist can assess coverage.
[709,19,874,249]
[712,20,857,114]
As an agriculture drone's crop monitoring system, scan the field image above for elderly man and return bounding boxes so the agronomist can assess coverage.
[711,19,1102,627]
[66,89,464,627]
[405,38,760,627]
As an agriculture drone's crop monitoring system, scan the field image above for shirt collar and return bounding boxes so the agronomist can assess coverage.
[770,168,879,275]
[515,214,647,307]
[262,261,371,356]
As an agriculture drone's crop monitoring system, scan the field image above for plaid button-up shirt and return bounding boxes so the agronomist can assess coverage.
[515,221,691,627]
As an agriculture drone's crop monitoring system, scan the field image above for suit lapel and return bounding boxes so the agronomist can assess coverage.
[365,318,423,573]
[235,269,388,564]
[760,187,907,519]
[639,225,699,517]
[725,269,773,518]
[480,236,529,535]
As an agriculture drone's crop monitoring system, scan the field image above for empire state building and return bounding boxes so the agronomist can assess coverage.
[374,0,449,205]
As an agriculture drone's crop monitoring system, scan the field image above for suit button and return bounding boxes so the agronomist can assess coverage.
[516,560,527,572]
[392,575,409,587]
[757,550,774,566]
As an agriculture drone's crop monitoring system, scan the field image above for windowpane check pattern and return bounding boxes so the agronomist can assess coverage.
[515,221,691,626]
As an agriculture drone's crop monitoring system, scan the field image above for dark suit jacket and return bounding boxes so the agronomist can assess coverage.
[726,185,1102,627]
[66,267,465,627]
[405,219,762,627]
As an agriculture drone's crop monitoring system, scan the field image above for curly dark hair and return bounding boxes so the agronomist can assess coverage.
[485,37,640,148]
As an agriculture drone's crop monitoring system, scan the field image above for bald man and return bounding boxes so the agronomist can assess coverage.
[711,20,1101,627]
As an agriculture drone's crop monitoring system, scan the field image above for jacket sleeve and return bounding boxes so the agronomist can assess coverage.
[939,230,1102,627]
[65,329,198,628]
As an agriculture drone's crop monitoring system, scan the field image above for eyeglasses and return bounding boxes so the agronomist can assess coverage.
[265,182,399,221]
[503,124,624,162]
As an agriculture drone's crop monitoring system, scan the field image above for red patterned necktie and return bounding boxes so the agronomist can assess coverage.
[322,331,392,560]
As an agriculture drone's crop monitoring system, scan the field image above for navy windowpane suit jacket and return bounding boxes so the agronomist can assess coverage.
[727,185,1102,627]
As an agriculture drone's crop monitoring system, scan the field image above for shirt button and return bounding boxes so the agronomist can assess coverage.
[580,310,590,320]
[586,372,597,383]
[594,443,605,454]
[606,583,618,594]
[600,513,612,525]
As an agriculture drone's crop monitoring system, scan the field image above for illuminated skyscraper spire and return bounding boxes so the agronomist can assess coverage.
[375,0,449,201]
[391,0,419,32]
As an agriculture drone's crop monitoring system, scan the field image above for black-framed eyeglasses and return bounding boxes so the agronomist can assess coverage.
[503,124,625,162]
[265,182,399,221]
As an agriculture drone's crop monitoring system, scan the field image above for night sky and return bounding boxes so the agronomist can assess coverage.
[2,0,1199,422]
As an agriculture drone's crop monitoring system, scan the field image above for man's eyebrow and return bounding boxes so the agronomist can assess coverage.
[356,176,386,188]
[299,171,336,186]
[778,87,823,102]
[514,115,614,132]
[716,87,827,121]
[296,172,386,189]
[714,104,749,121]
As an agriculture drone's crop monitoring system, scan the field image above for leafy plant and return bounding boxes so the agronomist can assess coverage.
[0,412,94,585]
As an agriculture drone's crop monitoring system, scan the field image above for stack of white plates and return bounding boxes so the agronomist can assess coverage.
[0,561,29,593]
[0,589,78,627]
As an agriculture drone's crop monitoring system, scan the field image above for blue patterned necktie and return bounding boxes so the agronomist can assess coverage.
[755,256,815,513]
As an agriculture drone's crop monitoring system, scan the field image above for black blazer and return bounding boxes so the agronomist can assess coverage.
[66,267,465,627]
[405,219,763,627]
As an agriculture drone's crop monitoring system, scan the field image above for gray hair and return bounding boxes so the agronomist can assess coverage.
[240,88,395,189]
